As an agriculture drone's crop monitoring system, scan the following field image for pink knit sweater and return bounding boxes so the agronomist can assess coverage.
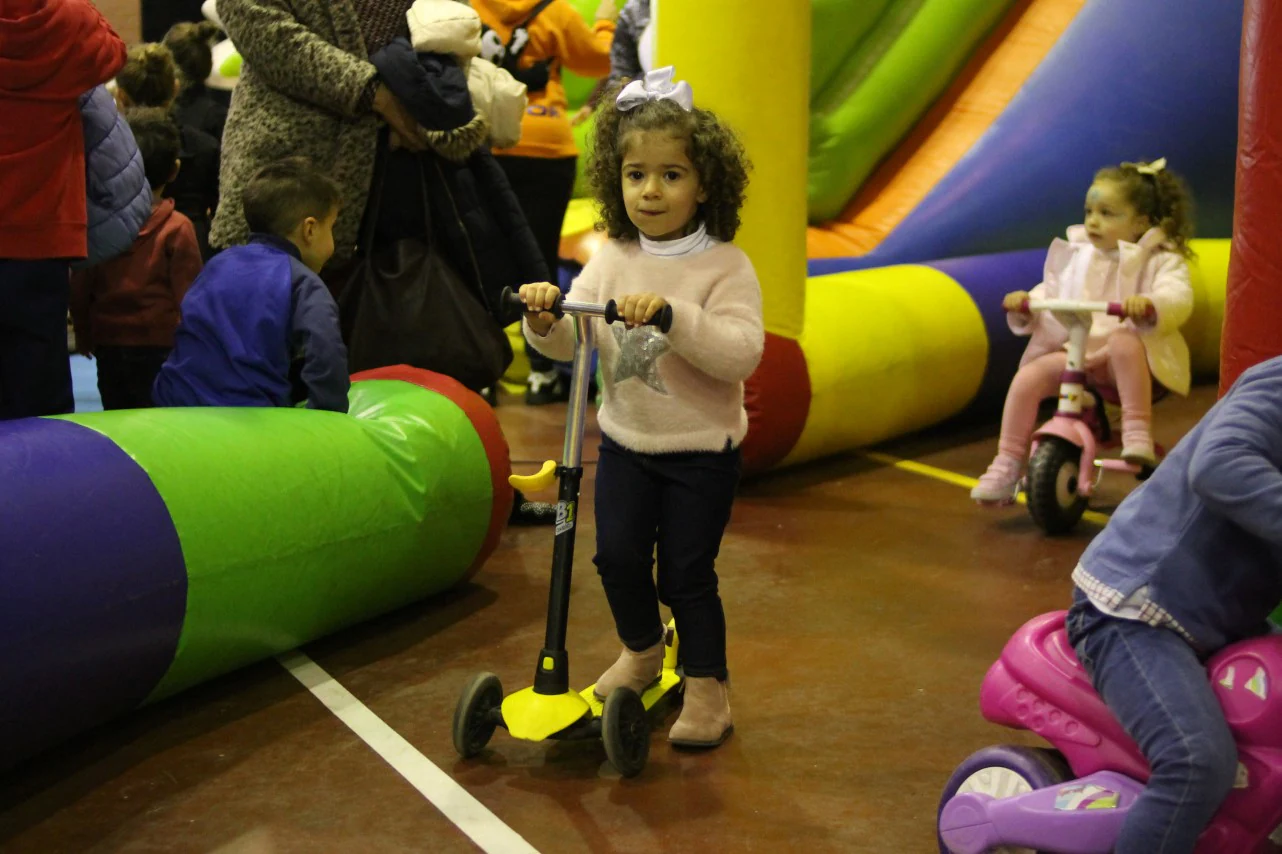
[524,238,765,454]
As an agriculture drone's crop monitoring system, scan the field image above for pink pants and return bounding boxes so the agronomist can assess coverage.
[998,328,1152,460]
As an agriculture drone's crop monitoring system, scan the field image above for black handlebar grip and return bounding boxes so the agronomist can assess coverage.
[603,299,674,334]
[501,286,563,318]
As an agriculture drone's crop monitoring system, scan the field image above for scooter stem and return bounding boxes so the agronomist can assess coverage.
[533,316,597,695]
[562,316,595,468]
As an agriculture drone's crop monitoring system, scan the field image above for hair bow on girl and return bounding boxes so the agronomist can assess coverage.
[1123,157,1167,176]
[615,66,694,112]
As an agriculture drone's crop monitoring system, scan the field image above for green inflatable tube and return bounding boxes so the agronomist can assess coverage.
[58,367,513,701]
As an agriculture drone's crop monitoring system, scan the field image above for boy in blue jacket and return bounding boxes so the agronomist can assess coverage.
[154,158,349,412]
[1066,354,1282,854]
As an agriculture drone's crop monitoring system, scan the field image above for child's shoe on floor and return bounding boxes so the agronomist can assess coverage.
[592,637,664,700]
[525,369,569,405]
[970,454,1023,504]
[669,676,733,748]
[1121,430,1157,467]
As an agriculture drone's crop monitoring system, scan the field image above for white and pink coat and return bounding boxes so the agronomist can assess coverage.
[1010,225,1194,395]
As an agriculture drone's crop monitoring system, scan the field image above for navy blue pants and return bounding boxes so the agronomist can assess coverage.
[1067,590,1238,853]
[96,345,170,410]
[496,155,577,374]
[593,435,740,680]
[0,259,73,420]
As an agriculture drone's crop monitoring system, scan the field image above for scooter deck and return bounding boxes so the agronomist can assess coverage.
[580,667,683,716]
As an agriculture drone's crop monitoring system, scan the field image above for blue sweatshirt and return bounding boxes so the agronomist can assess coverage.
[1080,355,1282,651]
[153,234,349,413]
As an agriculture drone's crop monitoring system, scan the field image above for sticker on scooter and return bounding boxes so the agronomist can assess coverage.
[1055,783,1120,811]
[1220,665,1236,690]
[556,501,576,535]
[1236,762,1250,789]
[1248,666,1269,700]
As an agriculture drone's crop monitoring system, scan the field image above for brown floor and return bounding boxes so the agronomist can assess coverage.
[0,386,1221,853]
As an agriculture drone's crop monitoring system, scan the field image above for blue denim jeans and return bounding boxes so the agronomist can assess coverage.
[1066,590,1238,853]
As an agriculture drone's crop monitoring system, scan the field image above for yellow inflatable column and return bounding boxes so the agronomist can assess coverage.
[655,0,810,338]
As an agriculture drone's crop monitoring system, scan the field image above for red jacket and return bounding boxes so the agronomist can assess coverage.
[70,199,203,349]
[0,0,127,259]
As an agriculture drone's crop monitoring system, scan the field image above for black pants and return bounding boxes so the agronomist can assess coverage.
[593,435,741,680]
[95,345,171,410]
[0,259,73,420]
[496,155,577,373]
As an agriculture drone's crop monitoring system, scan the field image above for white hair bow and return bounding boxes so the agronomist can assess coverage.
[1124,157,1167,176]
[615,66,694,113]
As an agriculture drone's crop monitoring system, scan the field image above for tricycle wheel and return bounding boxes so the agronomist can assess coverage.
[453,672,503,759]
[1026,437,1089,535]
[938,745,1071,853]
[602,687,649,778]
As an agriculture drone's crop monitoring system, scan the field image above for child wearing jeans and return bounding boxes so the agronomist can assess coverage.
[520,68,762,747]
[153,157,349,412]
[70,108,203,409]
[972,159,1196,504]
[1066,354,1282,853]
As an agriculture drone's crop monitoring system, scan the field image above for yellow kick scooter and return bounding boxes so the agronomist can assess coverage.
[452,287,680,778]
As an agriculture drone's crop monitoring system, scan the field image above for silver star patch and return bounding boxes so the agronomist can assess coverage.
[611,324,670,394]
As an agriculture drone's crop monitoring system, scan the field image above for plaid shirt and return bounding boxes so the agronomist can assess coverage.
[1074,564,1199,647]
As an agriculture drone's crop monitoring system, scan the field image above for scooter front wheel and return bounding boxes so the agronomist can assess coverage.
[938,745,1071,854]
[1026,437,1089,535]
[453,672,503,758]
[602,687,649,778]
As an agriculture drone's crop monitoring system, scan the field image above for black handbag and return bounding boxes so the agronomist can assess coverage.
[340,154,513,391]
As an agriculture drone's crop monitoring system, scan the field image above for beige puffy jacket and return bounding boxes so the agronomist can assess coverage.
[407,0,528,149]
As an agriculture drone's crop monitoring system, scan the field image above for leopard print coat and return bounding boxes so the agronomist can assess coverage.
[211,0,382,263]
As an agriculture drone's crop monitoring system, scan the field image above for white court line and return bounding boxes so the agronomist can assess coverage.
[278,650,540,854]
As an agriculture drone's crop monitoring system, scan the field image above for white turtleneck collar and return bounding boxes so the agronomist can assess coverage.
[639,221,719,257]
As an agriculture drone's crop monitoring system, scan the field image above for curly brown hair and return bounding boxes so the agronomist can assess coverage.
[1094,160,1196,258]
[586,83,751,242]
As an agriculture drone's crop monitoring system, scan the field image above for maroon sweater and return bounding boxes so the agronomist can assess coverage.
[70,199,203,349]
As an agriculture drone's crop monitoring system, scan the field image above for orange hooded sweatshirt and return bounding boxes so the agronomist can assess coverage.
[472,0,614,160]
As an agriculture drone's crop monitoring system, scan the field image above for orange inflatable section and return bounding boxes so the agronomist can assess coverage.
[806,0,1085,259]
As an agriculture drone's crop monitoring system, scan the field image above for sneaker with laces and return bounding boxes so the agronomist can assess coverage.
[971,454,1024,505]
[509,489,557,526]
[525,370,569,405]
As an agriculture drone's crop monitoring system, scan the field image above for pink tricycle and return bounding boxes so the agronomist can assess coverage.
[1006,299,1163,535]
[937,611,1282,853]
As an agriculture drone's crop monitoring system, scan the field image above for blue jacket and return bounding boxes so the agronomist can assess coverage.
[1081,355,1282,652]
[153,235,350,413]
[75,85,151,270]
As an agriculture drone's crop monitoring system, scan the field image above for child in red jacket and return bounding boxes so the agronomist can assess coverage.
[71,109,203,410]
[0,0,126,419]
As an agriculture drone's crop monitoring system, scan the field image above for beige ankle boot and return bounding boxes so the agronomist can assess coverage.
[592,639,665,700]
[668,676,733,747]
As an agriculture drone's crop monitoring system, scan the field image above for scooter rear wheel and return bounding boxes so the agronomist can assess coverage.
[1027,437,1089,535]
[453,672,503,759]
[602,687,649,778]
[938,745,1071,854]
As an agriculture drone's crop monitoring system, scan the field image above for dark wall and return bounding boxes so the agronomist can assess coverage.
[141,0,209,42]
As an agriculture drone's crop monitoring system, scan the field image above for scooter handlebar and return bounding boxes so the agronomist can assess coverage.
[1006,298,1155,323]
[501,286,675,334]
[501,286,564,320]
[603,300,674,334]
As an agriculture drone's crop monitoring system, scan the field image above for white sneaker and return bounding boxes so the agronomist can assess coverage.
[971,454,1023,505]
